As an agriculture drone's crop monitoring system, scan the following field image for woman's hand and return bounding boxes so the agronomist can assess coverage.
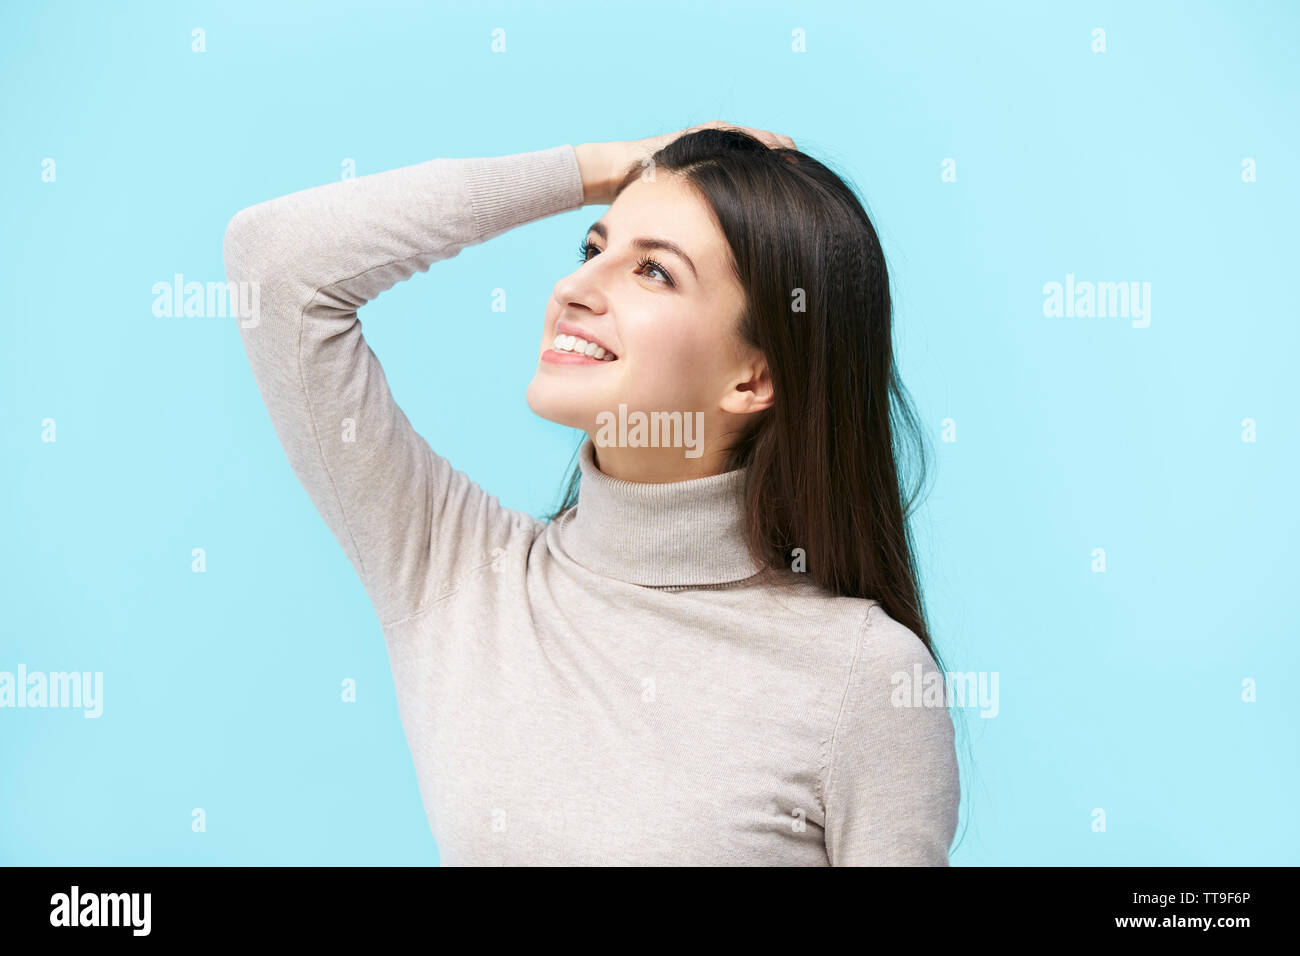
[574,121,796,205]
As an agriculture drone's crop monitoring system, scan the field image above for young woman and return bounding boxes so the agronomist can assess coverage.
[223,122,961,866]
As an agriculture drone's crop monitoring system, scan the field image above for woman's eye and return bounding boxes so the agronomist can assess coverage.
[637,257,674,286]
[576,241,673,287]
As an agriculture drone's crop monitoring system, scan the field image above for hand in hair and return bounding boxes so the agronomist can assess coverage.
[574,121,796,205]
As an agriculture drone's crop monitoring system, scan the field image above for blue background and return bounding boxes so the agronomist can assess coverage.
[2,0,1296,865]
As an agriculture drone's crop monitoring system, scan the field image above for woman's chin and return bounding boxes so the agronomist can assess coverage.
[524,383,587,430]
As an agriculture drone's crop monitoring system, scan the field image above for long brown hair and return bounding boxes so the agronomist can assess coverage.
[548,127,940,670]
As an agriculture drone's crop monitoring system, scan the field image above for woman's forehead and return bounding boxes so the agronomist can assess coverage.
[605,177,727,258]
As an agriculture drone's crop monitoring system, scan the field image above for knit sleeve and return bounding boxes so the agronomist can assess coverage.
[222,145,586,627]
[822,603,962,865]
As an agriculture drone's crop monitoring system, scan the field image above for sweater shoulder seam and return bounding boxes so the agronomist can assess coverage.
[816,602,877,842]
[378,506,546,630]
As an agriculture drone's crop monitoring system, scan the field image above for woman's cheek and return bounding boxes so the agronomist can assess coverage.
[642,338,718,408]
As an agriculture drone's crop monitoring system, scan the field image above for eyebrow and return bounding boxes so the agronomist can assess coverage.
[586,221,698,280]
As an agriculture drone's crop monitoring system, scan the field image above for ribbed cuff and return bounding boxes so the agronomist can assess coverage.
[463,144,586,243]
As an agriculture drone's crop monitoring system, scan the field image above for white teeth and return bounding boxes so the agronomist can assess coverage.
[552,332,617,360]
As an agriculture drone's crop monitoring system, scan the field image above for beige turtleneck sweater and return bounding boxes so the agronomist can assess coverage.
[222,143,960,866]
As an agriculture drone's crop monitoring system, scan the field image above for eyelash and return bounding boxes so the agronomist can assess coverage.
[576,240,675,287]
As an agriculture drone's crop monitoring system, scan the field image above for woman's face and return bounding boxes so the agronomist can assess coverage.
[525,173,772,480]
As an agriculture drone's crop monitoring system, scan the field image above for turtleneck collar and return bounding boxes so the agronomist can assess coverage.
[553,437,763,588]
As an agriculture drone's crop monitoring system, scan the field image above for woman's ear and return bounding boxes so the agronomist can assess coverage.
[720,354,774,415]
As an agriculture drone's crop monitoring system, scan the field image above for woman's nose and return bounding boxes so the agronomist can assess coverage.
[553,263,607,313]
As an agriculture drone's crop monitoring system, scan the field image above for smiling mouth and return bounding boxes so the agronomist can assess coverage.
[550,333,617,361]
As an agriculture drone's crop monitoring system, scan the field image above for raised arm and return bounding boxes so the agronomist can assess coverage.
[223,145,585,627]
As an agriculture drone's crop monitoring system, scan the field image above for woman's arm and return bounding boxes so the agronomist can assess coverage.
[822,604,962,865]
[222,145,584,628]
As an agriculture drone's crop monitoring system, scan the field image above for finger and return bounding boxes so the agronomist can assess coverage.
[692,123,794,151]
[753,128,794,150]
